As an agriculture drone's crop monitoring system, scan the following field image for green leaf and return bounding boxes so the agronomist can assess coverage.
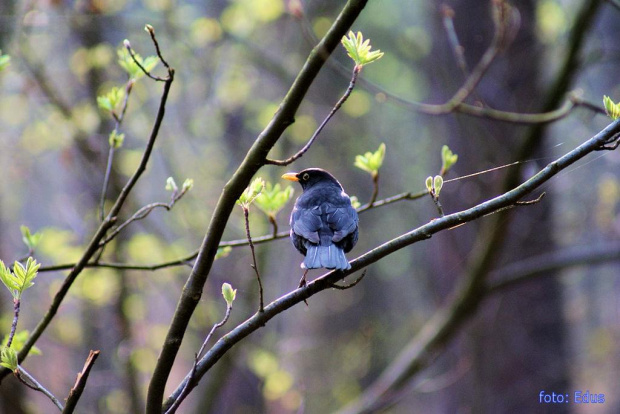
[165,177,178,192]
[354,143,386,177]
[222,282,237,306]
[0,346,18,371]
[441,145,458,174]
[350,196,361,209]
[215,246,232,260]
[0,50,10,71]
[341,31,384,68]
[255,182,294,217]
[603,95,620,120]
[237,177,265,208]
[0,258,40,299]
[117,46,158,80]
[20,226,42,251]
[182,178,194,192]
[0,260,20,299]
[434,176,444,195]
[425,176,433,193]
[14,258,40,292]
[97,86,125,114]
[108,130,125,149]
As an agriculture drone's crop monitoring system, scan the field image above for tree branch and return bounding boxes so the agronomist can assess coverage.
[339,2,604,411]
[145,1,370,411]
[163,118,620,411]
[62,350,100,414]
[265,66,360,165]
[0,31,175,382]
[487,241,620,293]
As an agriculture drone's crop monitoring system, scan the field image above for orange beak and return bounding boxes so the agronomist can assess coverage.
[281,172,299,182]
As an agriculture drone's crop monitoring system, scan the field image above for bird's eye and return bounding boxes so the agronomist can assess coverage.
[302,173,310,181]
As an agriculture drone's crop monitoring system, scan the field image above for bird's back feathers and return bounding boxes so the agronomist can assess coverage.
[288,169,358,270]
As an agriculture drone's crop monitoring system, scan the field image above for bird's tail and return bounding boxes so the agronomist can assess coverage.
[303,244,351,270]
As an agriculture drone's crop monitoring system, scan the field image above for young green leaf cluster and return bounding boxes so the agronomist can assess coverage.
[354,142,386,178]
[255,182,294,219]
[118,46,158,80]
[341,31,384,68]
[603,95,620,120]
[0,258,40,300]
[97,86,125,114]
[165,177,194,194]
[0,346,17,371]
[237,178,266,209]
[425,175,444,196]
[441,145,458,175]
[221,282,237,307]
[108,130,125,149]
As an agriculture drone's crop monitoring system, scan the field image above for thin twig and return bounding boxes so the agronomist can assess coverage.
[429,190,444,217]
[331,270,367,290]
[368,173,379,206]
[165,304,232,414]
[0,30,175,380]
[162,117,620,411]
[124,41,166,82]
[62,350,100,414]
[514,192,545,205]
[295,2,602,124]
[244,207,264,312]
[145,24,172,70]
[149,3,371,409]
[100,146,117,221]
[100,79,134,222]
[441,5,469,78]
[16,367,63,411]
[357,190,428,213]
[100,185,190,247]
[7,299,20,348]
[268,216,278,238]
[38,189,432,275]
[265,66,361,165]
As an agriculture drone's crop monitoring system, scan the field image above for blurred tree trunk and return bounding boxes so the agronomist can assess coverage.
[432,0,569,411]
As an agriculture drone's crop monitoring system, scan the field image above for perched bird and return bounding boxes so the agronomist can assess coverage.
[282,168,359,278]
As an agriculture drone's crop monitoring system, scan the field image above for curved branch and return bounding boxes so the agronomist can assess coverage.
[340,2,604,411]
[0,34,175,383]
[487,241,620,293]
[145,1,370,411]
[163,118,620,411]
[265,66,360,165]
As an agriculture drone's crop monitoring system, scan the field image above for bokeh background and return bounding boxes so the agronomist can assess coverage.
[0,0,619,413]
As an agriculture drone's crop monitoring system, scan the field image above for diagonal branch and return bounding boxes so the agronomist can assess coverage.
[163,118,620,411]
[62,350,100,414]
[265,66,360,165]
[145,1,371,411]
[0,32,175,383]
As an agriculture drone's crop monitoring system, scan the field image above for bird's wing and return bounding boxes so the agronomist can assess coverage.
[292,206,322,244]
[325,204,358,243]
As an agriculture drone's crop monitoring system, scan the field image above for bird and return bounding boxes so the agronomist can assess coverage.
[282,168,359,284]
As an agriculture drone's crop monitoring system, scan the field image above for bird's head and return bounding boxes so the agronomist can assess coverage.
[282,168,342,191]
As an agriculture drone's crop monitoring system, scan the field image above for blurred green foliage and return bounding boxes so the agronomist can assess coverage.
[0,0,616,412]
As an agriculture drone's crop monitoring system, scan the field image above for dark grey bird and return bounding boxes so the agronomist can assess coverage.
[282,168,359,278]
